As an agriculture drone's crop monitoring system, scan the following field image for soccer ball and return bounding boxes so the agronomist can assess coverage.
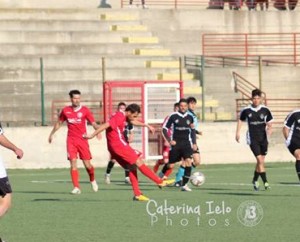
[190,172,205,186]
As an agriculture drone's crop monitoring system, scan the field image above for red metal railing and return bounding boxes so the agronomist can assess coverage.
[203,33,300,66]
[51,100,103,124]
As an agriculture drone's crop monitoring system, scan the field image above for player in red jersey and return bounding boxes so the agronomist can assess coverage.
[48,90,99,195]
[84,103,174,201]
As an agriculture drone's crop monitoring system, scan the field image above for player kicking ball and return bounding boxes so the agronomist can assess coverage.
[84,103,174,201]
[236,89,273,191]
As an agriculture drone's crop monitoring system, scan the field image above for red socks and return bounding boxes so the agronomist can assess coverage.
[129,169,142,196]
[86,166,95,182]
[71,169,80,188]
[138,164,162,184]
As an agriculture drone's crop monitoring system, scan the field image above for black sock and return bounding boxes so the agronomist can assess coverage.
[296,160,300,181]
[260,172,268,183]
[125,169,130,177]
[253,171,260,182]
[182,166,192,186]
[106,161,115,174]
[161,164,169,174]
[192,162,196,168]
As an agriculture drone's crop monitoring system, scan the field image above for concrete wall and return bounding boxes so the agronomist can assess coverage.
[1,123,294,170]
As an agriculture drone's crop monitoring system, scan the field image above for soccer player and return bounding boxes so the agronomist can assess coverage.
[283,109,300,182]
[160,98,197,192]
[105,102,134,184]
[153,102,179,174]
[0,122,24,218]
[48,90,99,195]
[84,103,174,201]
[235,89,273,191]
[174,96,202,186]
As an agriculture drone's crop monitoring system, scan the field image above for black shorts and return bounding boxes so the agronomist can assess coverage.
[250,139,268,157]
[0,177,12,198]
[288,142,300,156]
[168,144,193,164]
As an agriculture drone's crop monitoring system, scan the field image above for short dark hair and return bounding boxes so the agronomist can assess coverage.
[69,90,81,98]
[174,102,179,109]
[187,96,197,104]
[117,102,126,108]
[178,98,188,104]
[252,89,262,98]
[125,103,141,113]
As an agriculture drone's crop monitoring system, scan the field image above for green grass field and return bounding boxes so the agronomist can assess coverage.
[1,162,299,242]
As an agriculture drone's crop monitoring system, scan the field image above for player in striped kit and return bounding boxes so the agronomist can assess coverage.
[283,109,300,182]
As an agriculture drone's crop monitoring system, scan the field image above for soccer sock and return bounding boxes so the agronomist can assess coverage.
[161,164,169,174]
[125,169,130,178]
[164,167,173,178]
[153,159,164,173]
[106,160,115,174]
[296,160,300,181]
[71,169,80,188]
[86,166,95,182]
[138,164,162,184]
[260,172,268,183]
[192,162,196,168]
[253,171,260,182]
[182,166,192,186]
[175,166,185,183]
[129,169,142,196]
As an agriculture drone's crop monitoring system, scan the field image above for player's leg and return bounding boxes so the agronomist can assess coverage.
[124,167,131,184]
[78,141,98,192]
[293,148,300,181]
[105,156,116,184]
[180,147,194,191]
[0,193,11,218]
[0,177,12,218]
[67,140,81,194]
[153,146,169,173]
[250,142,264,191]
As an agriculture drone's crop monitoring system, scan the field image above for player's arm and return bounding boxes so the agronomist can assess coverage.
[0,134,23,159]
[84,122,110,139]
[266,121,273,137]
[283,126,290,140]
[130,120,155,134]
[48,120,63,144]
[162,116,175,145]
[191,128,197,151]
[235,119,243,143]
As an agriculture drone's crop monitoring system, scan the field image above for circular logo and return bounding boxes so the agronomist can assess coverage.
[237,200,263,227]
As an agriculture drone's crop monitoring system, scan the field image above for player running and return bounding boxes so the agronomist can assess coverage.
[104,102,134,184]
[283,109,300,182]
[235,89,273,191]
[159,98,197,192]
[48,90,99,195]
[84,103,174,201]
[0,122,24,218]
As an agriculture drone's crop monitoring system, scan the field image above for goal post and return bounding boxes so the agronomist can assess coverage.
[103,80,183,160]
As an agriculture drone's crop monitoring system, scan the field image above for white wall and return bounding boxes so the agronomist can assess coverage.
[0,122,294,170]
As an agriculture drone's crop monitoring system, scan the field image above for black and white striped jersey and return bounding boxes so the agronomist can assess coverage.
[284,110,300,147]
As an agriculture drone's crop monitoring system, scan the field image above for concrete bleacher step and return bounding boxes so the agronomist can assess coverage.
[156,73,194,81]
[145,60,180,68]
[196,99,219,108]
[100,13,138,21]
[110,25,147,31]
[0,55,178,68]
[0,31,153,44]
[122,36,159,44]
[134,48,171,56]
[0,43,166,56]
[183,86,202,95]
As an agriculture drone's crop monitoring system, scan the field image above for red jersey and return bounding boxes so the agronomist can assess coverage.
[106,111,128,148]
[59,105,95,139]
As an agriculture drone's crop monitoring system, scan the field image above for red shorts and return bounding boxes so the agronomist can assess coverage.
[67,137,92,161]
[109,144,141,165]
